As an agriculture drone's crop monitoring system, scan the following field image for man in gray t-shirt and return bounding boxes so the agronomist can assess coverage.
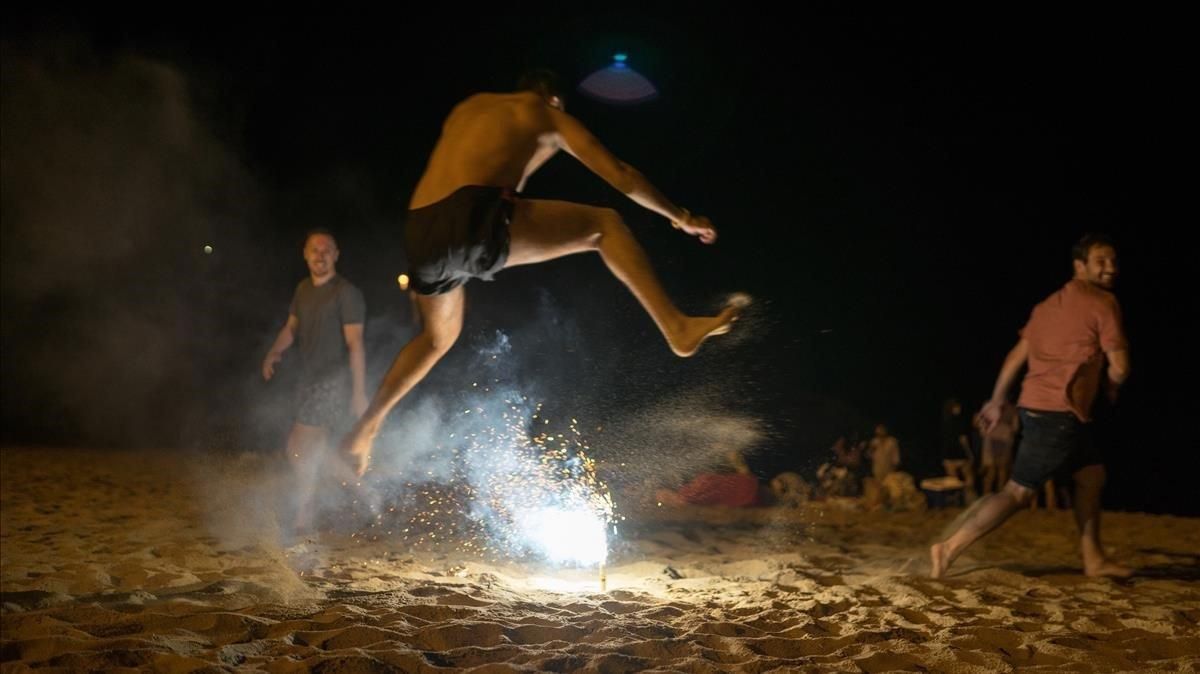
[262,229,366,532]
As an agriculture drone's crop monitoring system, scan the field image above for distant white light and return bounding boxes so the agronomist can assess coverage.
[203,245,213,254]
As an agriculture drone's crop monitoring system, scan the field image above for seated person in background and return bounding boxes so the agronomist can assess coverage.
[867,423,901,483]
[655,456,813,508]
[820,436,864,497]
[656,450,767,507]
[816,462,859,498]
[877,471,928,512]
[832,435,863,472]
[770,471,812,507]
[657,460,816,508]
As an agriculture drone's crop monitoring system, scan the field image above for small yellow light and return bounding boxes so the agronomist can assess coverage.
[397,273,410,290]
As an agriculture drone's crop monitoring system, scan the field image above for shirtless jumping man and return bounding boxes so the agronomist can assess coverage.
[342,69,743,475]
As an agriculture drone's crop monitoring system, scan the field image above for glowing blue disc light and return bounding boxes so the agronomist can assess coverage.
[577,53,658,105]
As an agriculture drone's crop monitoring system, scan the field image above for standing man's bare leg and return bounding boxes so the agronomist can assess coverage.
[1072,464,1133,577]
[506,199,743,357]
[342,287,465,475]
[286,423,327,534]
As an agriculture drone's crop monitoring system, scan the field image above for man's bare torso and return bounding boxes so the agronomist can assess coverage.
[410,92,560,209]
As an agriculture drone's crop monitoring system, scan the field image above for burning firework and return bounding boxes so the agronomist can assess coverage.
[360,393,617,579]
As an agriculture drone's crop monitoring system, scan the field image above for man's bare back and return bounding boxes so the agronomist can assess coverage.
[411,92,562,209]
[341,74,745,477]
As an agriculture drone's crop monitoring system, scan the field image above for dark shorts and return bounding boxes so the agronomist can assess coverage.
[295,377,349,429]
[1011,408,1102,489]
[405,185,515,295]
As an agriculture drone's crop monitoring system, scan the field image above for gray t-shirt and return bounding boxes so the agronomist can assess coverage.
[288,275,365,385]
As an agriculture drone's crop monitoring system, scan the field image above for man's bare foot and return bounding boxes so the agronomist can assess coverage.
[930,541,952,579]
[669,293,750,357]
[1084,559,1134,578]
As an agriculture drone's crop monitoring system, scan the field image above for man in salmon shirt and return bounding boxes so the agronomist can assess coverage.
[931,233,1132,579]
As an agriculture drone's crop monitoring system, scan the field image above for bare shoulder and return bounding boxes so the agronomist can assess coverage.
[457,91,541,110]
[448,92,552,124]
[446,92,493,116]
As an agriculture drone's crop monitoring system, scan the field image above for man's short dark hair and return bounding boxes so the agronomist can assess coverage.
[1072,232,1116,262]
[517,68,564,101]
[303,227,337,248]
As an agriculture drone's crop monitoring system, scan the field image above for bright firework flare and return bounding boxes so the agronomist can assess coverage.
[472,402,615,591]
[513,506,608,565]
[361,394,617,592]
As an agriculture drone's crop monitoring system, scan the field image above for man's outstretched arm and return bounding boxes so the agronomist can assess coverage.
[549,108,716,243]
[262,314,298,381]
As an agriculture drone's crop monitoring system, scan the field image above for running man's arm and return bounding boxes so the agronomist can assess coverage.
[978,338,1030,432]
[1097,297,1130,404]
[1104,348,1130,403]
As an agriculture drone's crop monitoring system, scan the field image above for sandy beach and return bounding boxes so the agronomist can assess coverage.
[3,447,1198,672]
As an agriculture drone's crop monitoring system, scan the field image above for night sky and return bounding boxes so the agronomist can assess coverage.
[2,9,1192,514]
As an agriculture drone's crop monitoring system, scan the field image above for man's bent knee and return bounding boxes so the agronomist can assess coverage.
[592,208,627,246]
[423,325,461,355]
[1003,481,1037,508]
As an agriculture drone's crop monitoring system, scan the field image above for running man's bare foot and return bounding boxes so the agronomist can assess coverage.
[669,294,750,357]
[1084,559,1134,578]
[930,541,952,579]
